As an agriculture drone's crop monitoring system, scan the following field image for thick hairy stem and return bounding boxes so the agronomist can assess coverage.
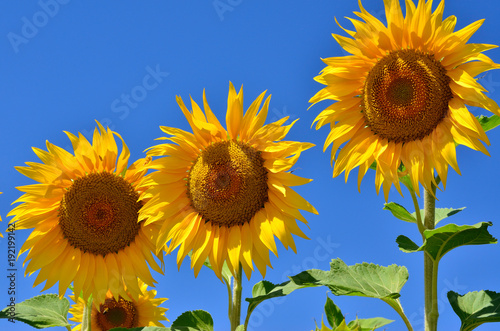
[424,186,438,331]
[230,264,243,331]
[81,298,92,331]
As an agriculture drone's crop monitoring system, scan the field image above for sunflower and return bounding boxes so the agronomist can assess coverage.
[8,122,163,305]
[140,83,317,279]
[310,0,500,199]
[69,280,168,331]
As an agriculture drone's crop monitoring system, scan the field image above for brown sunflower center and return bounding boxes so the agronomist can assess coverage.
[58,172,141,256]
[362,49,453,143]
[187,140,268,227]
[95,297,138,331]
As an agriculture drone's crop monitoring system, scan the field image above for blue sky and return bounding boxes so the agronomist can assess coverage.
[1,1,500,330]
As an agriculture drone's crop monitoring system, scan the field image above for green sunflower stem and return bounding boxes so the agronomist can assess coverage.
[382,298,413,331]
[410,188,425,240]
[424,185,438,331]
[82,297,92,331]
[230,263,243,331]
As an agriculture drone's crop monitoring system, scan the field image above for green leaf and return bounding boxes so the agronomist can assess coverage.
[171,310,213,331]
[347,317,394,330]
[235,325,246,331]
[246,280,304,317]
[396,235,420,252]
[246,259,405,330]
[0,294,71,328]
[291,259,408,300]
[325,295,343,328]
[385,201,465,227]
[396,222,497,261]
[478,114,500,132]
[448,290,500,331]
[434,207,466,225]
[411,207,466,226]
[246,259,408,321]
[384,202,416,223]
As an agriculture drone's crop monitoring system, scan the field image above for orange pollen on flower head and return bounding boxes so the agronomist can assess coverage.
[58,172,142,256]
[95,296,138,331]
[362,49,453,143]
[187,140,268,227]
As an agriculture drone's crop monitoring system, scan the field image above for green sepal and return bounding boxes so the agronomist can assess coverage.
[0,294,71,329]
[448,290,500,331]
[325,295,343,328]
[478,114,500,132]
[188,251,232,285]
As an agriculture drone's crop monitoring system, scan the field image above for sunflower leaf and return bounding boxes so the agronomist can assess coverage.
[314,296,393,331]
[325,295,343,328]
[246,259,407,325]
[448,290,500,331]
[411,207,466,226]
[384,202,416,223]
[170,310,213,331]
[290,259,408,299]
[396,235,421,252]
[246,279,303,317]
[396,222,497,261]
[0,294,70,328]
[477,114,500,132]
[347,317,394,330]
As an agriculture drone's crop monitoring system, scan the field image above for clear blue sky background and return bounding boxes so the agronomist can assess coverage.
[1,1,500,330]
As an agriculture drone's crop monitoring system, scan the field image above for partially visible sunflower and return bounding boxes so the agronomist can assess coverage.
[69,280,168,331]
[310,0,500,198]
[9,122,163,305]
[140,83,317,279]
